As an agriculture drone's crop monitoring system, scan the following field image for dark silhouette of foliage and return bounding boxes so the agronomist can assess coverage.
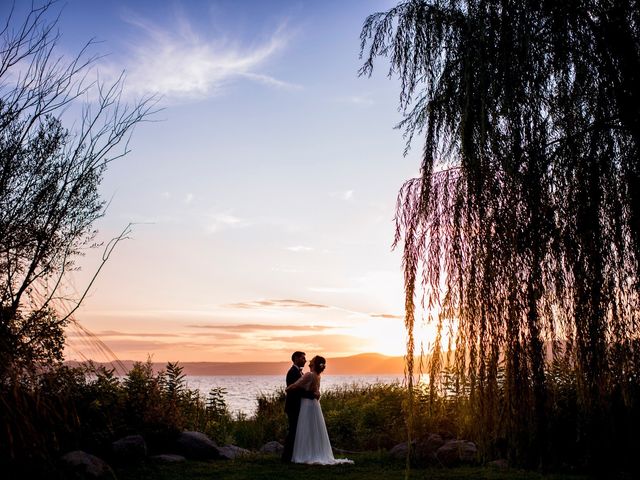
[361,0,640,471]
[165,361,186,399]
[0,1,155,374]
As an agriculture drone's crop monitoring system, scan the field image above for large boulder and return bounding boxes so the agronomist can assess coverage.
[259,441,284,455]
[414,433,445,463]
[175,431,221,460]
[389,441,414,460]
[217,445,251,459]
[436,440,478,466]
[422,433,445,453]
[60,450,116,480]
[111,434,147,463]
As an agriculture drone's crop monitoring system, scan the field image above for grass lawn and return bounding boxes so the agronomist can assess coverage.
[114,453,588,480]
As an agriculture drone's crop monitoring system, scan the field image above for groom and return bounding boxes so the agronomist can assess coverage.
[282,351,317,462]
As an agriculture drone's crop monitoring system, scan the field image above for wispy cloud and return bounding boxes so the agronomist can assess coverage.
[271,266,301,273]
[338,94,375,106]
[206,211,250,233]
[223,299,329,309]
[268,334,365,352]
[188,323,333,332]
[308,286,361,294]
[67,330,177,338]
[286,245,314,252]
[329,190,354,201]
[239,72,303,90]
[370,313,403,320]
[102,10,299,99]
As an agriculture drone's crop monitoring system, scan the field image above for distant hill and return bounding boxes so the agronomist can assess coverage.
[67,352,407,376]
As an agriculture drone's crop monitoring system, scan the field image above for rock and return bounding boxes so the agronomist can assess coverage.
[488,459,509,469]
[423,433,445,453]
[415,433,444,460]
[111,434,147,463]
[389,441,414,460]
[150,454,186,463]
[436,440,478,466]
[175,431,221,460]
[259,441,284,455]
[60,450,116,479]
[217,444,251,459]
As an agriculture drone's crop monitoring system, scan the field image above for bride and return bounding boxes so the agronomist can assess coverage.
[285,355,354,465]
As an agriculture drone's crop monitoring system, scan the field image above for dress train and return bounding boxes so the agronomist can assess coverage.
[291,398,353,465]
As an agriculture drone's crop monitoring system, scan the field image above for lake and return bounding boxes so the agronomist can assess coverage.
[185,374,404,416]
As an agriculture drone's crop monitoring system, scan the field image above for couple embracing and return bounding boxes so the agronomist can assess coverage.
[282,351,353,465]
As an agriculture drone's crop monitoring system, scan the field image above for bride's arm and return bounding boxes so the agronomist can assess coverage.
[286,372,313,392]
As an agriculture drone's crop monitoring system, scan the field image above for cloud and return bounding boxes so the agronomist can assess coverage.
[86,339,179,352]
[101,10,298,99]
[223,299,329,309]
[269,334,367,352]
[67,330,177,338]
[239,72,303,90]
[286,246,314,252]
[308,286,361,294]
[329,190,354,201]
[206,212,250,233]
[338,94,374,106]
[370,313,404,320]
[271,266,301,273]
[188,323,334,332]
[184,193,195,204]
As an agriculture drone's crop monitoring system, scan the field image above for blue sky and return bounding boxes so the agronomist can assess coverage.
[9,0,433,362]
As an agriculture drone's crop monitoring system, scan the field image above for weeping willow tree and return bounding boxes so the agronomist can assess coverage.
[361,0,640,469]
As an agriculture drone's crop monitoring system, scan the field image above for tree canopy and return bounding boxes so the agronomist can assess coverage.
[0,2,154,372]
[361,0,640,468]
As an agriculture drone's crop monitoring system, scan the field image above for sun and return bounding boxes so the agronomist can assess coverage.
[349,316,440,357]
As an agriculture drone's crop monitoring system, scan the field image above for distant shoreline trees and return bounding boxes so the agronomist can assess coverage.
[361,0,640,470]
[0,1,155,374]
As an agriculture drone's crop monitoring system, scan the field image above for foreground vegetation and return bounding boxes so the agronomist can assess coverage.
[1,360,636,478]
[114,454,589,480]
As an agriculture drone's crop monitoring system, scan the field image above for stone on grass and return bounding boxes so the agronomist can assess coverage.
[389,441,414,460]
[175,431,221,460]
[60,450,116,480]
[217,444,251,459]
[259,441,284,455]
[422,433,445,453]
[488,459,509,469]
[414,433,444,463]
[111,434,147,463]
[436,440,478,466]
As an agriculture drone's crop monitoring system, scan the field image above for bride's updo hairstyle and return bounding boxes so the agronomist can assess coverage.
[312,356,326,374]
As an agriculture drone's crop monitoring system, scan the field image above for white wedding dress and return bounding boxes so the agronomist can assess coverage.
[290,372,353,465]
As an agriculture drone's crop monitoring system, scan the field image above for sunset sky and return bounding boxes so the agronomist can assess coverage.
[14,0,434,362]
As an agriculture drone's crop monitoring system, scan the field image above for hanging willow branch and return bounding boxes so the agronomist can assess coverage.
[361,0,640,468]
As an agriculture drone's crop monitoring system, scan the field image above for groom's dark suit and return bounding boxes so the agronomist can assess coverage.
[282,364,315,462]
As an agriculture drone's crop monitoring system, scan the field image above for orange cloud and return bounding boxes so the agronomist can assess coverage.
[369,313,403,319]
[188,323,334,332]
[223,299,329,309]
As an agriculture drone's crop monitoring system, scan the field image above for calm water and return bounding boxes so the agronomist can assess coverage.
[185,374,404,416]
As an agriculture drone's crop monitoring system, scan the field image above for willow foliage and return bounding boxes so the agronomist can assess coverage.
[361,0,640,468]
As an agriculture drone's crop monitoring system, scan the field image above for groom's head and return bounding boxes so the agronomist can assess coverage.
[291,351,306,368]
